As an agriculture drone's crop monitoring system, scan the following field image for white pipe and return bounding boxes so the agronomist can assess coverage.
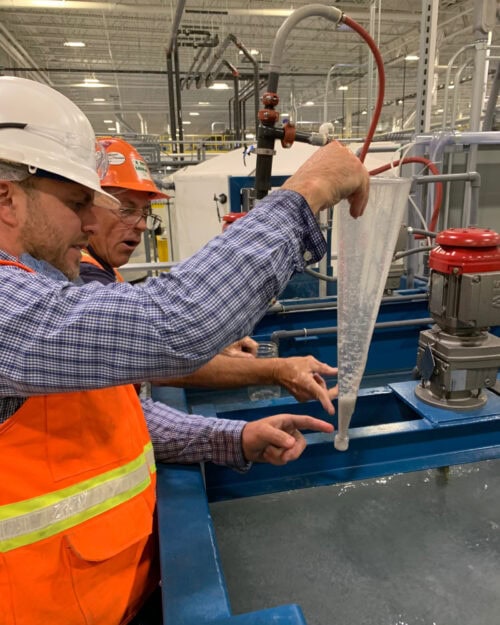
[268,5,343,76]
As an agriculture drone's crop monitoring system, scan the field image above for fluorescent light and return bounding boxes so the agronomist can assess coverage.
[93,97,105,102]
[64,41,85,48]
[405,54,419,61]
[209,82,230,90]
[103,119,114,123]
[198,101,210,106]
[361,110,367,115]
[448,84,455,89]
[304,101,315,106]
[189,112,200,116]
[107,127,115,131]
[84,78,100,84]
[436,108,444,114]
[338,85,348,91]
[73,83,112,88]
[250,49,260,56]
[245,133,255,139]
[182,121,191,125]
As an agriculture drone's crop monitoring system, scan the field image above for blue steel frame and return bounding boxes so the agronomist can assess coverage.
[153,290,500,625]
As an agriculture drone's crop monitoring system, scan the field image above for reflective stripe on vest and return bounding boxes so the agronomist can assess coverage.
[0,442,156,553]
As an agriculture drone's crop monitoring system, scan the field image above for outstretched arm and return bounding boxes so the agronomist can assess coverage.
[154,354,338,414]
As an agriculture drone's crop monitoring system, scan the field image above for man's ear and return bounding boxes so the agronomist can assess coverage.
[0,180,23,227]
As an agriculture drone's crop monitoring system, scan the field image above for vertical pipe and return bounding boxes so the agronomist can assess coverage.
[166,52,177,149]
[483,62,500,130]
[366,1,376,127]
[165,0,186,151]
[174,46,184,146]
[463,1,495,224]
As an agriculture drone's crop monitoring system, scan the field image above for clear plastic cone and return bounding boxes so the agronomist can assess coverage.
[335,177,412,451]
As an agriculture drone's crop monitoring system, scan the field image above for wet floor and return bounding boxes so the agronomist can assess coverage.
[210,460,500,625]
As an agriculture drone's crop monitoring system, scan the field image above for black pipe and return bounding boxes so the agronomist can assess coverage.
[271,317,434,345]
[182,33,212,89]
[222,60,240,141]
[165,0,186,152]
[166,51,177,151]
[174,46,184,146]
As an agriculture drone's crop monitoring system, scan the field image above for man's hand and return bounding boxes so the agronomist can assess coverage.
[241,414,334,465]
[220,336,258,358]
[282,140,369,217]
[272,356,338,415]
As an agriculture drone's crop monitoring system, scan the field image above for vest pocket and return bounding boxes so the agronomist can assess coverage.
[65,495,155,625]
[0,554,15,625]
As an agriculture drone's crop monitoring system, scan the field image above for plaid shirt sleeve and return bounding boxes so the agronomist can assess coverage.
[0,189,326,398]
[143,398,250,470]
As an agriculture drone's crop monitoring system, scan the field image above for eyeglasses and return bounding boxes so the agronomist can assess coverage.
[110,205,162,231]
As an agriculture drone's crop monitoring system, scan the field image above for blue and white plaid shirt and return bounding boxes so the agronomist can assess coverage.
[0,190,326,466]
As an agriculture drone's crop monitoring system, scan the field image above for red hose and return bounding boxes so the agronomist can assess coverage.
[369,157,443,233]
[342,15,385,164]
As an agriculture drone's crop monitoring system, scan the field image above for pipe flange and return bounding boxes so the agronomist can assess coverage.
[262,92,279,106]
[281,122,296,148]
[258,109,280,125]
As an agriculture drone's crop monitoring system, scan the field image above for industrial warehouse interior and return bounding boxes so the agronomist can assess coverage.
[0,1,500,625]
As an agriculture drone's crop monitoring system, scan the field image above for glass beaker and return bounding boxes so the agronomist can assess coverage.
[247,341,281,401]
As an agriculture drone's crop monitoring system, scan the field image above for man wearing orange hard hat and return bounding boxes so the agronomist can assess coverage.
[81,137,344,409]
[80,137,167,284]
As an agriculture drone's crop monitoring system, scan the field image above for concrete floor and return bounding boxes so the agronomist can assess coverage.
[210,460,500,625]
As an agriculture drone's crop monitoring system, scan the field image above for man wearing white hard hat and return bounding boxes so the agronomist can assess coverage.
[0,76,368,625]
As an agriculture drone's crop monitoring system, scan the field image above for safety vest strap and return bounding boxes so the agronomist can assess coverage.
[0,442,156,553]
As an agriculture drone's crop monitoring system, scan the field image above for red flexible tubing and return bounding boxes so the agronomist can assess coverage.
[342,15,385,164]
[369,157,443,233]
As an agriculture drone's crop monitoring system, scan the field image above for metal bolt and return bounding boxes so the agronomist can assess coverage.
[472,275,481,283]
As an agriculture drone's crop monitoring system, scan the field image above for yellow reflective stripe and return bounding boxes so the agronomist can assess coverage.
[144,441,156,474]
[0,443,154,553]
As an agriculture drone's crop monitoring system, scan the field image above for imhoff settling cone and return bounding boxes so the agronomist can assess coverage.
[335,176,412,451]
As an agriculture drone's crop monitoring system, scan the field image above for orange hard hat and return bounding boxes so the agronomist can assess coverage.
[97,137,168,199]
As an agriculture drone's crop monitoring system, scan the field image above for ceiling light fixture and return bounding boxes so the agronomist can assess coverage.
[64,41,85,48]
[209,83,230,90]
[84,77,100,84]
[338,85,348,91]
[304,101,315,106]
[103,119,113,123]
[189,112,200,116]
[198,101,210,106]
[405,54,419,61]
[93,97,105,102]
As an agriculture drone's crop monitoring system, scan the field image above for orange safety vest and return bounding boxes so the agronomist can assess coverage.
[0,260,158,625]
[81,249,125,282]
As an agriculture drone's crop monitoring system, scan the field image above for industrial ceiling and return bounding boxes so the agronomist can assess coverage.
[0,0,498,142]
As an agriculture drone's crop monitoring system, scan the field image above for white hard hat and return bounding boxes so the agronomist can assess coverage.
[0,76,118,209]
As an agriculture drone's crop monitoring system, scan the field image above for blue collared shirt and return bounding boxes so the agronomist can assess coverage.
[0,190,326,465]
